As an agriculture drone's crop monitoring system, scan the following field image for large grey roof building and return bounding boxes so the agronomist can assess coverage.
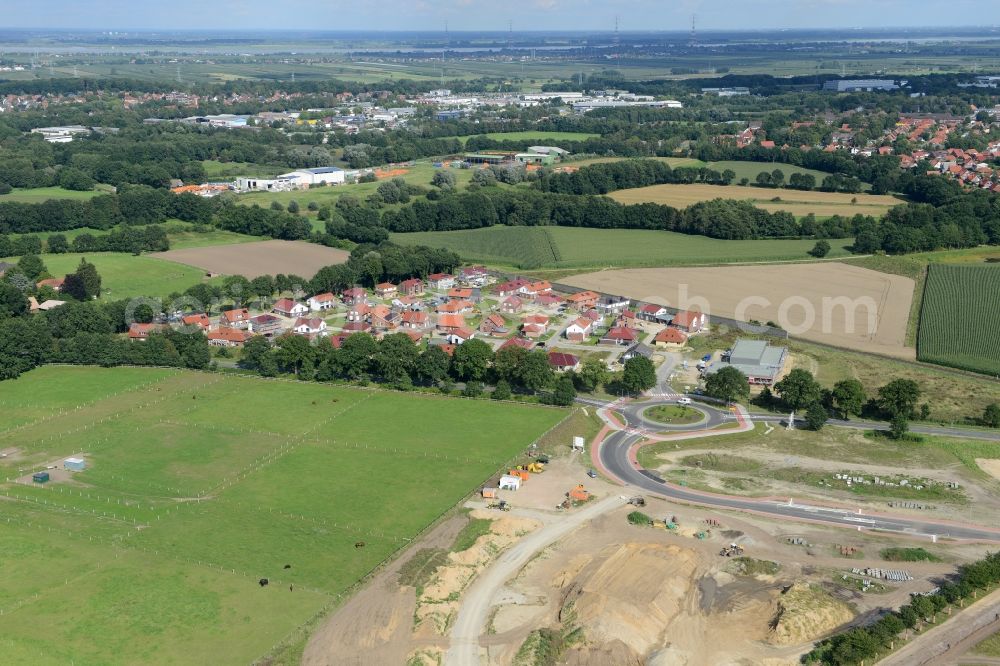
[707,339,788,386]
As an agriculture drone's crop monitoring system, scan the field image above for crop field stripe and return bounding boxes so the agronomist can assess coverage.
[917,264,1000,375]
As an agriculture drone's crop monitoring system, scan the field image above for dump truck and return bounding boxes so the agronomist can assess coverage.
[488,500,511,512]
[719,543,745,557]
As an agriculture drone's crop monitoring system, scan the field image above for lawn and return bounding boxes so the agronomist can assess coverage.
[0,252,215,300]
[607,182,900,218]
[0,366,565,666]
[0,186,113,203]
[391,225,854,269]
[917,264,1000,375]
[455,130,601,145]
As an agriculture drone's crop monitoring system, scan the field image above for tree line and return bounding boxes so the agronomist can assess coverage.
[805,550,1000,665]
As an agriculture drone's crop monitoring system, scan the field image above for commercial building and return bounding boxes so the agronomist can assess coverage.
[822,79,901,92]
[275,166,346,188]
[706,339,788,386]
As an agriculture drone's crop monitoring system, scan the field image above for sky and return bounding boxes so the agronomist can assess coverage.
[4,0,1000,32]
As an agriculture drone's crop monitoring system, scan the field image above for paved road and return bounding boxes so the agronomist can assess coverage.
[443,495,626,666]
[876,587,1000,665]
[593,397,1000,543]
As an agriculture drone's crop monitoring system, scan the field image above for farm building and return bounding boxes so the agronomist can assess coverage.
[64,457,86,471]
[707,339,788,386]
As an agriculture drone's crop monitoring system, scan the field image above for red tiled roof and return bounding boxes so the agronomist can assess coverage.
[655,328,688,344]
[547,352,579,368]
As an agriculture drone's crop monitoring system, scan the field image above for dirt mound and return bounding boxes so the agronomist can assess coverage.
[768,583,854,646]
[977,458,1000,482]
[563,543,699,656]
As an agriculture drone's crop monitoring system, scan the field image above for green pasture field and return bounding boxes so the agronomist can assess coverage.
[0,252,214,300]
[391,225,853,269]
[455,130,601,145]
[8,224,260,251]
[917,264,1000,375]
[0,366,564,665]
[0,186,111,203]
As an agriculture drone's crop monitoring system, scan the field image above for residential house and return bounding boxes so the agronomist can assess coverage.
[208,327,251,347]
[401,310,429,329]
[615,310,638,327]
[181,313,211,331]
[479,314,508,336]
[500,337,534,352]
[500,296,524,314]
[0,261,15,277]
[399,278,424,297]
[445,327,476,344]
[437,314,466,334]
[37,300,66,311]
[293,317,328,337]
[272,298,309,318]
[426,273,456,290]
[221,308,252,329]
[447,287,475,301]
[564,317,593,342]
[249,314,285,337]
[427,339,457,356]
[307,292,336,312]
[459,265,490,287]
[496,278,529,297]
[548,352,580,372]
[565,290,600,310]
[535,293,563,309]
[654,327,688,348]
[600,327,638,346]
[370,305,399,331]
[596,295,630,315]
[671,310,707,333]
[342,287,367,305]
[325,333,350,349]
[621,343,653,361]
[518,280,552,299]
[521,323,546,339]
[347,303,371,322]
[393,296,423,310]
[128,323,160,341]
[374,282,397,298]
[639,304,668,322]
[437,299,474,315]
[402,329,425,344]
[341,321,371,334]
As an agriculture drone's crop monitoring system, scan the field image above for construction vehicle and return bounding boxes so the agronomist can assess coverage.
[536,454,550,464]
[488,500,511,512]
[719,543,745,557]
[627,496,645,507]
[525,462,545,474]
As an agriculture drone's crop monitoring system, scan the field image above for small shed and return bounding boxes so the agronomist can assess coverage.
[482,487,498,499]
[32,471,49,483]
[572,436,585,452]
[64,457,86,472]
[498,474,521,491]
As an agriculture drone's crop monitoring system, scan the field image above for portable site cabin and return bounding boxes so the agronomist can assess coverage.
[508,469,530,482]
[572,436,585,452]
[498,475,521,491]
[64,457,86,472]
[32,471,49,483]
[482,487,498,499]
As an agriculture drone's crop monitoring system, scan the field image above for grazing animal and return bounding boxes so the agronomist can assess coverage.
[289,585,294,592]
[283,564,291,569]
[354,541,365,549]
[258,578,269,587]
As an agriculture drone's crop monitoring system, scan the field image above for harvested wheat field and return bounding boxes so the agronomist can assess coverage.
[608,183,901,218]
[563,262,915,357]
[151,240,350,278]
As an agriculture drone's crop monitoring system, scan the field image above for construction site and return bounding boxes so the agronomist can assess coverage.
[301,442,993,666]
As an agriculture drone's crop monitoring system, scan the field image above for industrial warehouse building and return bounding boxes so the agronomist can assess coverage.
[705,339,788,386]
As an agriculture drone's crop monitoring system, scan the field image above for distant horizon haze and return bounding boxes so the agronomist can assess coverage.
[3,0,1000,32]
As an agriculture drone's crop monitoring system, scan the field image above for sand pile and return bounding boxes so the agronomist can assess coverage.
[563,543,699,657]
[414,513,541,638]
[768,583,854,646]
